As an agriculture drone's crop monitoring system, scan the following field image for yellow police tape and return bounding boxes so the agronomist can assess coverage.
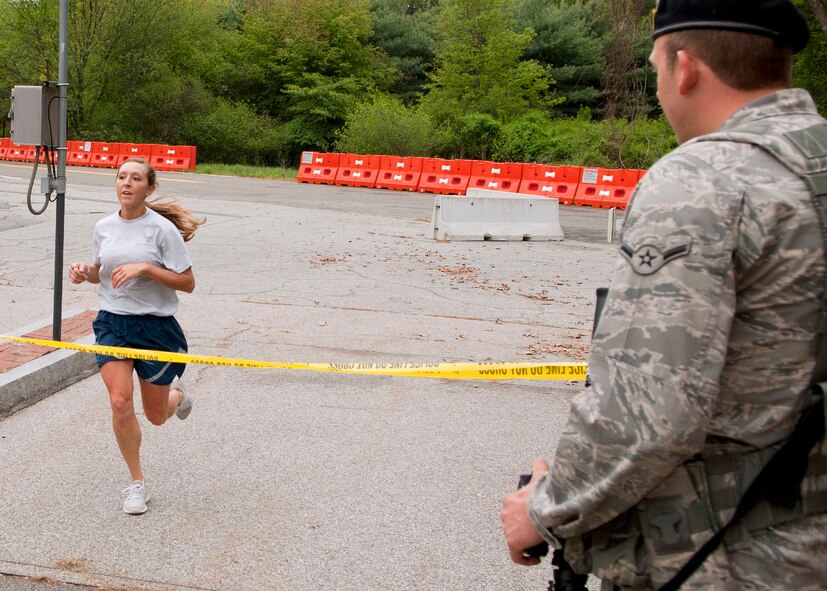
[0,334,587,380]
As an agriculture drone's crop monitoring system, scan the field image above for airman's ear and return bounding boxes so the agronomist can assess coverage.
[676,49,700,95]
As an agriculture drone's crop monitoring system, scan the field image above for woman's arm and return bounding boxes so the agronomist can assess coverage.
[111,263,195,293]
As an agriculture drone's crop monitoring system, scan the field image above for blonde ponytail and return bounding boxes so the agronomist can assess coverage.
[146,196,205,242]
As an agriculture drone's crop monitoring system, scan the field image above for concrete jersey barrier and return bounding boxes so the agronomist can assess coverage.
[428,188,565,241]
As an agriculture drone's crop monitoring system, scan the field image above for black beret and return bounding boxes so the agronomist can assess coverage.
[652,0,810,53]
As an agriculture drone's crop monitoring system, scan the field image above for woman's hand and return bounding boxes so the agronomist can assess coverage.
[69,262,90,284]
[110,263,148,289]
[111,263,194,293]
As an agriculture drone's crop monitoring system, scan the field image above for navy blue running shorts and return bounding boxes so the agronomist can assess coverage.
[93,310,188,385]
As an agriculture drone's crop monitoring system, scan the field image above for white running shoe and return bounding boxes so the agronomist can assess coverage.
[122,480,150,515]
[173,379,192,420]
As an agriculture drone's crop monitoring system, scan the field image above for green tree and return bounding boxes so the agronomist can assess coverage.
[0,0,227,142]
[87,1,229,143]
[420,0,557,125]
[795,0,827,113]
[0,0,60,135]
[516,0,608,117]
[0,0,60,83]
[369,0,438,104]
[281,74,371,152]
[220,0,394,154]
[601,0,657,120]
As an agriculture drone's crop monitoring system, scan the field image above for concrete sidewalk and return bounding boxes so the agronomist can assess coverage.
[0,163,614,591]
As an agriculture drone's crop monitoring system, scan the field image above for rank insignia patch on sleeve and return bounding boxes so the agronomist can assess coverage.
[620,242,690,275]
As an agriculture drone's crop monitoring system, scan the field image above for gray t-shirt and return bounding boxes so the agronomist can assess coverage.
[93,207,192,316]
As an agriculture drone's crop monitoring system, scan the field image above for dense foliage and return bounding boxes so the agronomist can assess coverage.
[0,0,824,168]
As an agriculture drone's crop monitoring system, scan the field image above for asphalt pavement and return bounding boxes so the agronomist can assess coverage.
[0,161,615,591]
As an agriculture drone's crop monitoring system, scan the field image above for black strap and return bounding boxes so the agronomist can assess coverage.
[658,392,826,591]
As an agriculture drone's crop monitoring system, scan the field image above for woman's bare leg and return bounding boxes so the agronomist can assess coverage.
[139,379,183,426]
[101,360,143,482]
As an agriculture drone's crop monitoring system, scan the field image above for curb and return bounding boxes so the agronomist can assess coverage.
[0,311,98,418]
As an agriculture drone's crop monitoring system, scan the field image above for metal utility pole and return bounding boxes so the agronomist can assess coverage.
[53,0,68,341]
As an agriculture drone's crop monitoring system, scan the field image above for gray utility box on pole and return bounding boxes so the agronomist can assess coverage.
[9,85,59,147]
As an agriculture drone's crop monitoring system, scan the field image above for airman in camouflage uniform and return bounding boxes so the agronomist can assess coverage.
[501,1,827,589]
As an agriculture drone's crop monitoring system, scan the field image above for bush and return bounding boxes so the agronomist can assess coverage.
[491,110,675,168]
[181,99,290,165]
[334,94,436,156]
[451,113,502,160]
[505,116,606,166]
[609,116,677,169]
[493,111,555,162]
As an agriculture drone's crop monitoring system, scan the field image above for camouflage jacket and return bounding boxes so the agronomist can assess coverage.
[529,89,826,546]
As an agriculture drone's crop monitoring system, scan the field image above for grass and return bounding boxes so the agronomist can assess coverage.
[194,162,298,181]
